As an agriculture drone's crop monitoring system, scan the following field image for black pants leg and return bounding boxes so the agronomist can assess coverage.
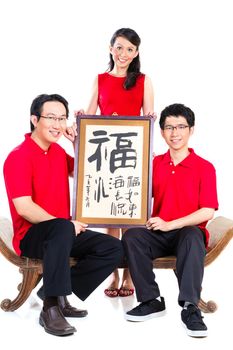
[20,218,124,300]
[20,218,75,297]
[122,227,167,302]
[122,225,205,305]
[174,226,206,306]
[70,230,124,301]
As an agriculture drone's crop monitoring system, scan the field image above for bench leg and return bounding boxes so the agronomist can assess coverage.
[198,298,217,313]
[1,268,41,312]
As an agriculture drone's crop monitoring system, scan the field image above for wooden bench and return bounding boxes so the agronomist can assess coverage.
[0,216,232,313]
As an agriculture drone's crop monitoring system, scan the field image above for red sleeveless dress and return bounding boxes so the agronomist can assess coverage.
[98,72,145,116]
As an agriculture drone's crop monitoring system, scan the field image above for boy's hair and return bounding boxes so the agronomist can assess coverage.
[159,103,195,129]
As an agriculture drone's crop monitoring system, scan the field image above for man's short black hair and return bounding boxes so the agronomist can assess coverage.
[159,103,195,129]
[30,94,69,131]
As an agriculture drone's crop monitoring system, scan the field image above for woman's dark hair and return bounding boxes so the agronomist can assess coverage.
[159,103,195,129]
[30,94,69,131]
[108,28,141,90]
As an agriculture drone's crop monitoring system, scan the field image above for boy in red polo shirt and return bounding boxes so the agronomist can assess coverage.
[122,103,218,337]
[3,94,123,337]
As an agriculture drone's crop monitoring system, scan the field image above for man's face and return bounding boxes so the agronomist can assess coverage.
[161,115,194,151]
[31,101,67,148]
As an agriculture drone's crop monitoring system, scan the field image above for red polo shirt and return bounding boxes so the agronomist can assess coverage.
[3,133,74,255]
[152,148,218,247]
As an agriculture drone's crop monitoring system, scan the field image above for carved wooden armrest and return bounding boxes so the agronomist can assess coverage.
[205,216,233,266]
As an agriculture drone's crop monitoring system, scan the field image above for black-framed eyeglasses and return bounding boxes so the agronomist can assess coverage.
[40,113,68,124]
[163,124,189,132]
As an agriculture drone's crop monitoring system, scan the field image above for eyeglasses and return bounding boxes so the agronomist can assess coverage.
[163,124,189,132]
[40,114,67,124]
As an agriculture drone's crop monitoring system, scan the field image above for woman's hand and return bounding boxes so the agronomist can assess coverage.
[144,112,157,121]
[74,109,85,117]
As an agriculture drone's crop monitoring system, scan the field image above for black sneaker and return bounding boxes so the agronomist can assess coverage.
[181,304,208,337]
[125,297,166,322]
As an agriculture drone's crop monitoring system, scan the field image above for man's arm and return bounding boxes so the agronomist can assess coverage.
[146,207,215,232]
[13,196,55,224]
[142,75,155,116]
[13,196,88,234]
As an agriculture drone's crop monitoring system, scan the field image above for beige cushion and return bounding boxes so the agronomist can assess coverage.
[0,216,14,251]
[207,216,233,249]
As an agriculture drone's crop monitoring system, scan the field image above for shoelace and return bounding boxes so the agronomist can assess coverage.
[186,307,204,325]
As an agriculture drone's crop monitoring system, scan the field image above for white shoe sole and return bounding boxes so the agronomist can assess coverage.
[182,321,208,337]
[125,309,166,322]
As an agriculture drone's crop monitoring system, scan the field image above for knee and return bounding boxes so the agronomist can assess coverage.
[122,228,142,250]
[49,218,75,242]
[122,228,137,243]
[181,226,205,250]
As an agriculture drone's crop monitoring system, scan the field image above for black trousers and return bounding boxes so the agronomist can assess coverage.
[122,225,206,306]
[20,218,124,301]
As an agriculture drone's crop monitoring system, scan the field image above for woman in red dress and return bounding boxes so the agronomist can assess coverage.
[80,28,155,297]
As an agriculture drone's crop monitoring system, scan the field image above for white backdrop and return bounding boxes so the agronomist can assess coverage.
[0,0,232,219]
[0,0,232,347]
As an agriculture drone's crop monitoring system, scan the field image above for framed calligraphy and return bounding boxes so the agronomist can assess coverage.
[72,115,154,227]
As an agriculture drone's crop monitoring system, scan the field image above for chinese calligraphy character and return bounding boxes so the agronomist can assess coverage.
[109,132,137,173]
[85,174,92,207]
[88,131,138,173]
[94,176,109,203]
[127,176,140,187]
[88,130,109,171]
[128,203,137,217]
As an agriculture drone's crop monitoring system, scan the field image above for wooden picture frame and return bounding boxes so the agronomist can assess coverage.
[72,115,154,227]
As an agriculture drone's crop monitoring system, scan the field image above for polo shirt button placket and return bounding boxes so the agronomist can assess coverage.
[170,161,175,174]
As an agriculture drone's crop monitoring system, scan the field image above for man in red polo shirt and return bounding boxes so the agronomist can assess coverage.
[3,94,123,336]
[122,103,218,337]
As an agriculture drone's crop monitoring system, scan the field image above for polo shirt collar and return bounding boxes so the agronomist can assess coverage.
[163,148,196,168]
[24,133,52,154]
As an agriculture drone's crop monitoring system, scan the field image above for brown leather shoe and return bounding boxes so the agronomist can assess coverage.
[39,305,77,336]
[58,296,88,318]
[37,286,88,318]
